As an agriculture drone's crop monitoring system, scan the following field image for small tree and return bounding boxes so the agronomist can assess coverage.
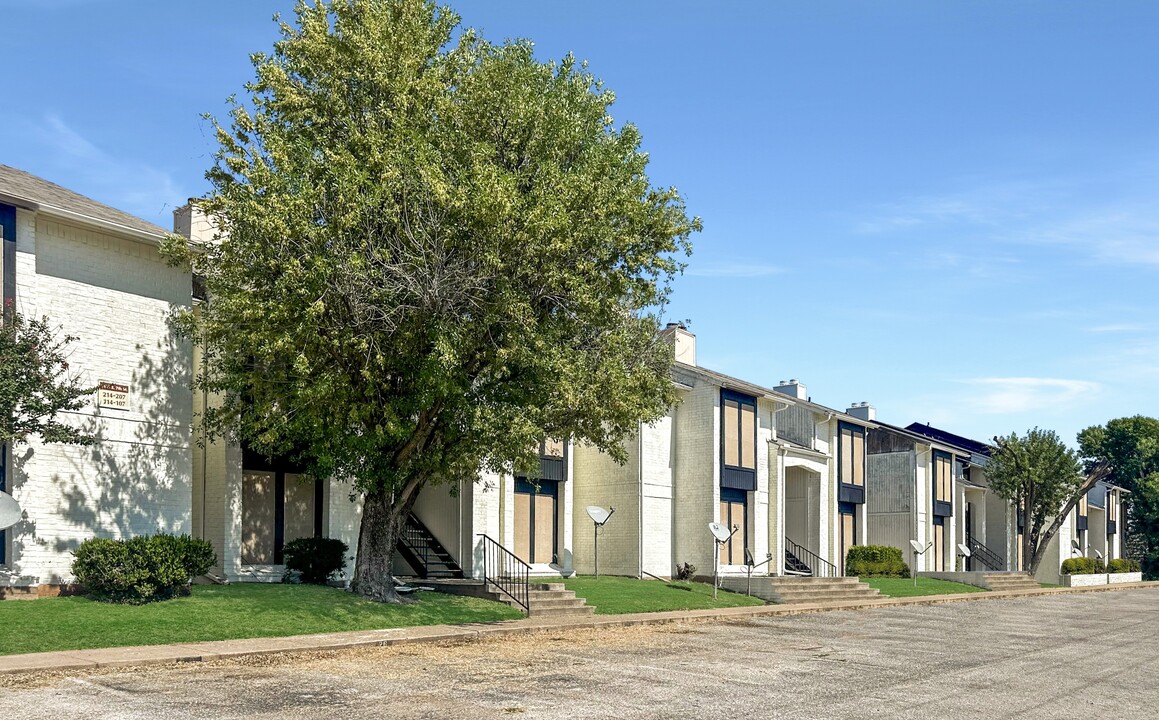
[0,310,95,447]
[988,428,1109,576]
[165,0,699,601]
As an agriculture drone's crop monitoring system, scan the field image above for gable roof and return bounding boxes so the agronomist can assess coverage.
[0,164,168,239]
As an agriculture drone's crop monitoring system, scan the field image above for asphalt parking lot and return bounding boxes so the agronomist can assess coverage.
[4,588,1157,719]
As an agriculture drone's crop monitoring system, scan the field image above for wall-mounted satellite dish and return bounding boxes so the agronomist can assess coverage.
[957,544,971,557]
[586,506,612,525]
[1071,538,1081,551]
[709,522,733,543]
[0,492,22,531]
[1093,548,1104,560]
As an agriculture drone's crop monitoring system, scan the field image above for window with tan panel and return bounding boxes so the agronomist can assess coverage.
[722,393,757,471]
[838,422,866,487]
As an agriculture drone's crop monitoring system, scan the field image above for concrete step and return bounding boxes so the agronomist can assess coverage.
[530,583,566,592]
[529,605,596,618]
[526,590,578,601]
[528,598,591,610]
[719,575,880,604]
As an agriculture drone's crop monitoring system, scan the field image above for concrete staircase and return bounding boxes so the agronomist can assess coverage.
[981,572,1041,592]
[420,578,594,618]
[719,576,881,605]
[522,582,595,619]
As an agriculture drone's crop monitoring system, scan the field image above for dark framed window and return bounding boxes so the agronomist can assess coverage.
[838,501,857,575]
[241,447,323,565]
[838,423,866,487]
[718,487,748,565]
[721,390,757,491]
[514,478,559,564]
[838,422,866,504]
[932,515,947,572]
[932,450,953,517]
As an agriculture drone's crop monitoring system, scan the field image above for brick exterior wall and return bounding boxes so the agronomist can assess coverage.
[3,210,193,587]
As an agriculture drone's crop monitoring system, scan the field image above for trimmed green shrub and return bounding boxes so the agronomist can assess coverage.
[845,545,910,578]
[1060,557,1105,575]
[72,534,216,604]
[283,537,348,584]
[1107,558,1141,573]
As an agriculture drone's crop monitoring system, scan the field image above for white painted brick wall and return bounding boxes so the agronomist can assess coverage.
[3,212,193,587]
[572,437,640,577]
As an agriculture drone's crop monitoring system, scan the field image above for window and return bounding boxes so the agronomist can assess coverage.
[838,503,857,575]
[241,469,322,565]
[933,516,946,572]
[838,423,866,487]
[514,479,558,564]
[718,488,748,565]
[721,390,757,491]
[933,451,952,503]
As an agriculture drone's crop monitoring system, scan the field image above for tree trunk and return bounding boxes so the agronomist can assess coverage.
[350,489,406,602]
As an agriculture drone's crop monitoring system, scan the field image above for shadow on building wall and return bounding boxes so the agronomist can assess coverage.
[6,324,192,583]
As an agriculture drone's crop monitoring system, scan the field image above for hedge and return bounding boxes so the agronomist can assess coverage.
[1107,558,1141,573]
[1060,557,1105,575]
[283,537,348,584]
[845,545,910,578]
[72,534,216,604]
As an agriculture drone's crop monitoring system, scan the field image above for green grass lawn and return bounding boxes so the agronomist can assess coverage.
[562,576,766,614]
[861,577,987,598]
[0,584,521,656]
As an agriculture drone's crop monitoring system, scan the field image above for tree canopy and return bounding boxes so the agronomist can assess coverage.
[163,0,699,600]
[0,311,95,447]
[987,428,1106,575]
[1079,416,1159,576]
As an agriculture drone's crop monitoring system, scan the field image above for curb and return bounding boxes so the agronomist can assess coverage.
[1,580,1156,677]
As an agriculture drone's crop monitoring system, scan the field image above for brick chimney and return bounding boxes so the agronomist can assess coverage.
[661,322,696,367]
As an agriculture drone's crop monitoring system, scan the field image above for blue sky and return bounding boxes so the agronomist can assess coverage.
[2,1,1156,448]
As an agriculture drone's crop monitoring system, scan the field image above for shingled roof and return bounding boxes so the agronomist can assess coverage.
[0,164,168,238]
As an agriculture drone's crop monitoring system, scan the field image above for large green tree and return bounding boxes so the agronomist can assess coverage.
[1078,416,1159,576]
[988,428,1108,575]
[164,0,698,601]
[0,311,95,447]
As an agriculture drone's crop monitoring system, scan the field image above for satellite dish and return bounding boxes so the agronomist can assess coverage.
[744,548,755,567]
[586,506,612,525]
[958,544,971,557]
[0,492,21,531]
[1071,538,1081,550]
[909,539,926,554]
[709,522,732,543]
[1093,548,1104,559]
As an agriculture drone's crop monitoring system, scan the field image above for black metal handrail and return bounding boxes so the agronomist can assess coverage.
[478,534,530,613]
[785,537,838,577]
[965,533,1006,571]
[400,515,433,574]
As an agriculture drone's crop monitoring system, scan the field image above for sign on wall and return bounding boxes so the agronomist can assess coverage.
[97,381,129,410]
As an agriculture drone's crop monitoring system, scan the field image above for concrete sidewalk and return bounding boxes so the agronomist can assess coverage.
[1,580,1155,677]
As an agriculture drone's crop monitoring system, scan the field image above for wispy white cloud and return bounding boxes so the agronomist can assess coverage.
[954,377,1101,415]
[21,114,185,225]
[855,170,1159,270]
[686,262,784,278]
[1085,323,1145,333]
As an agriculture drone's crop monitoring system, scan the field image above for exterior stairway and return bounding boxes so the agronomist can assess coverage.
[422,579,594,618]
[520,582,595,618]
[981,572,1041,592]
[719,576,881,605]
[395,514,465,579]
